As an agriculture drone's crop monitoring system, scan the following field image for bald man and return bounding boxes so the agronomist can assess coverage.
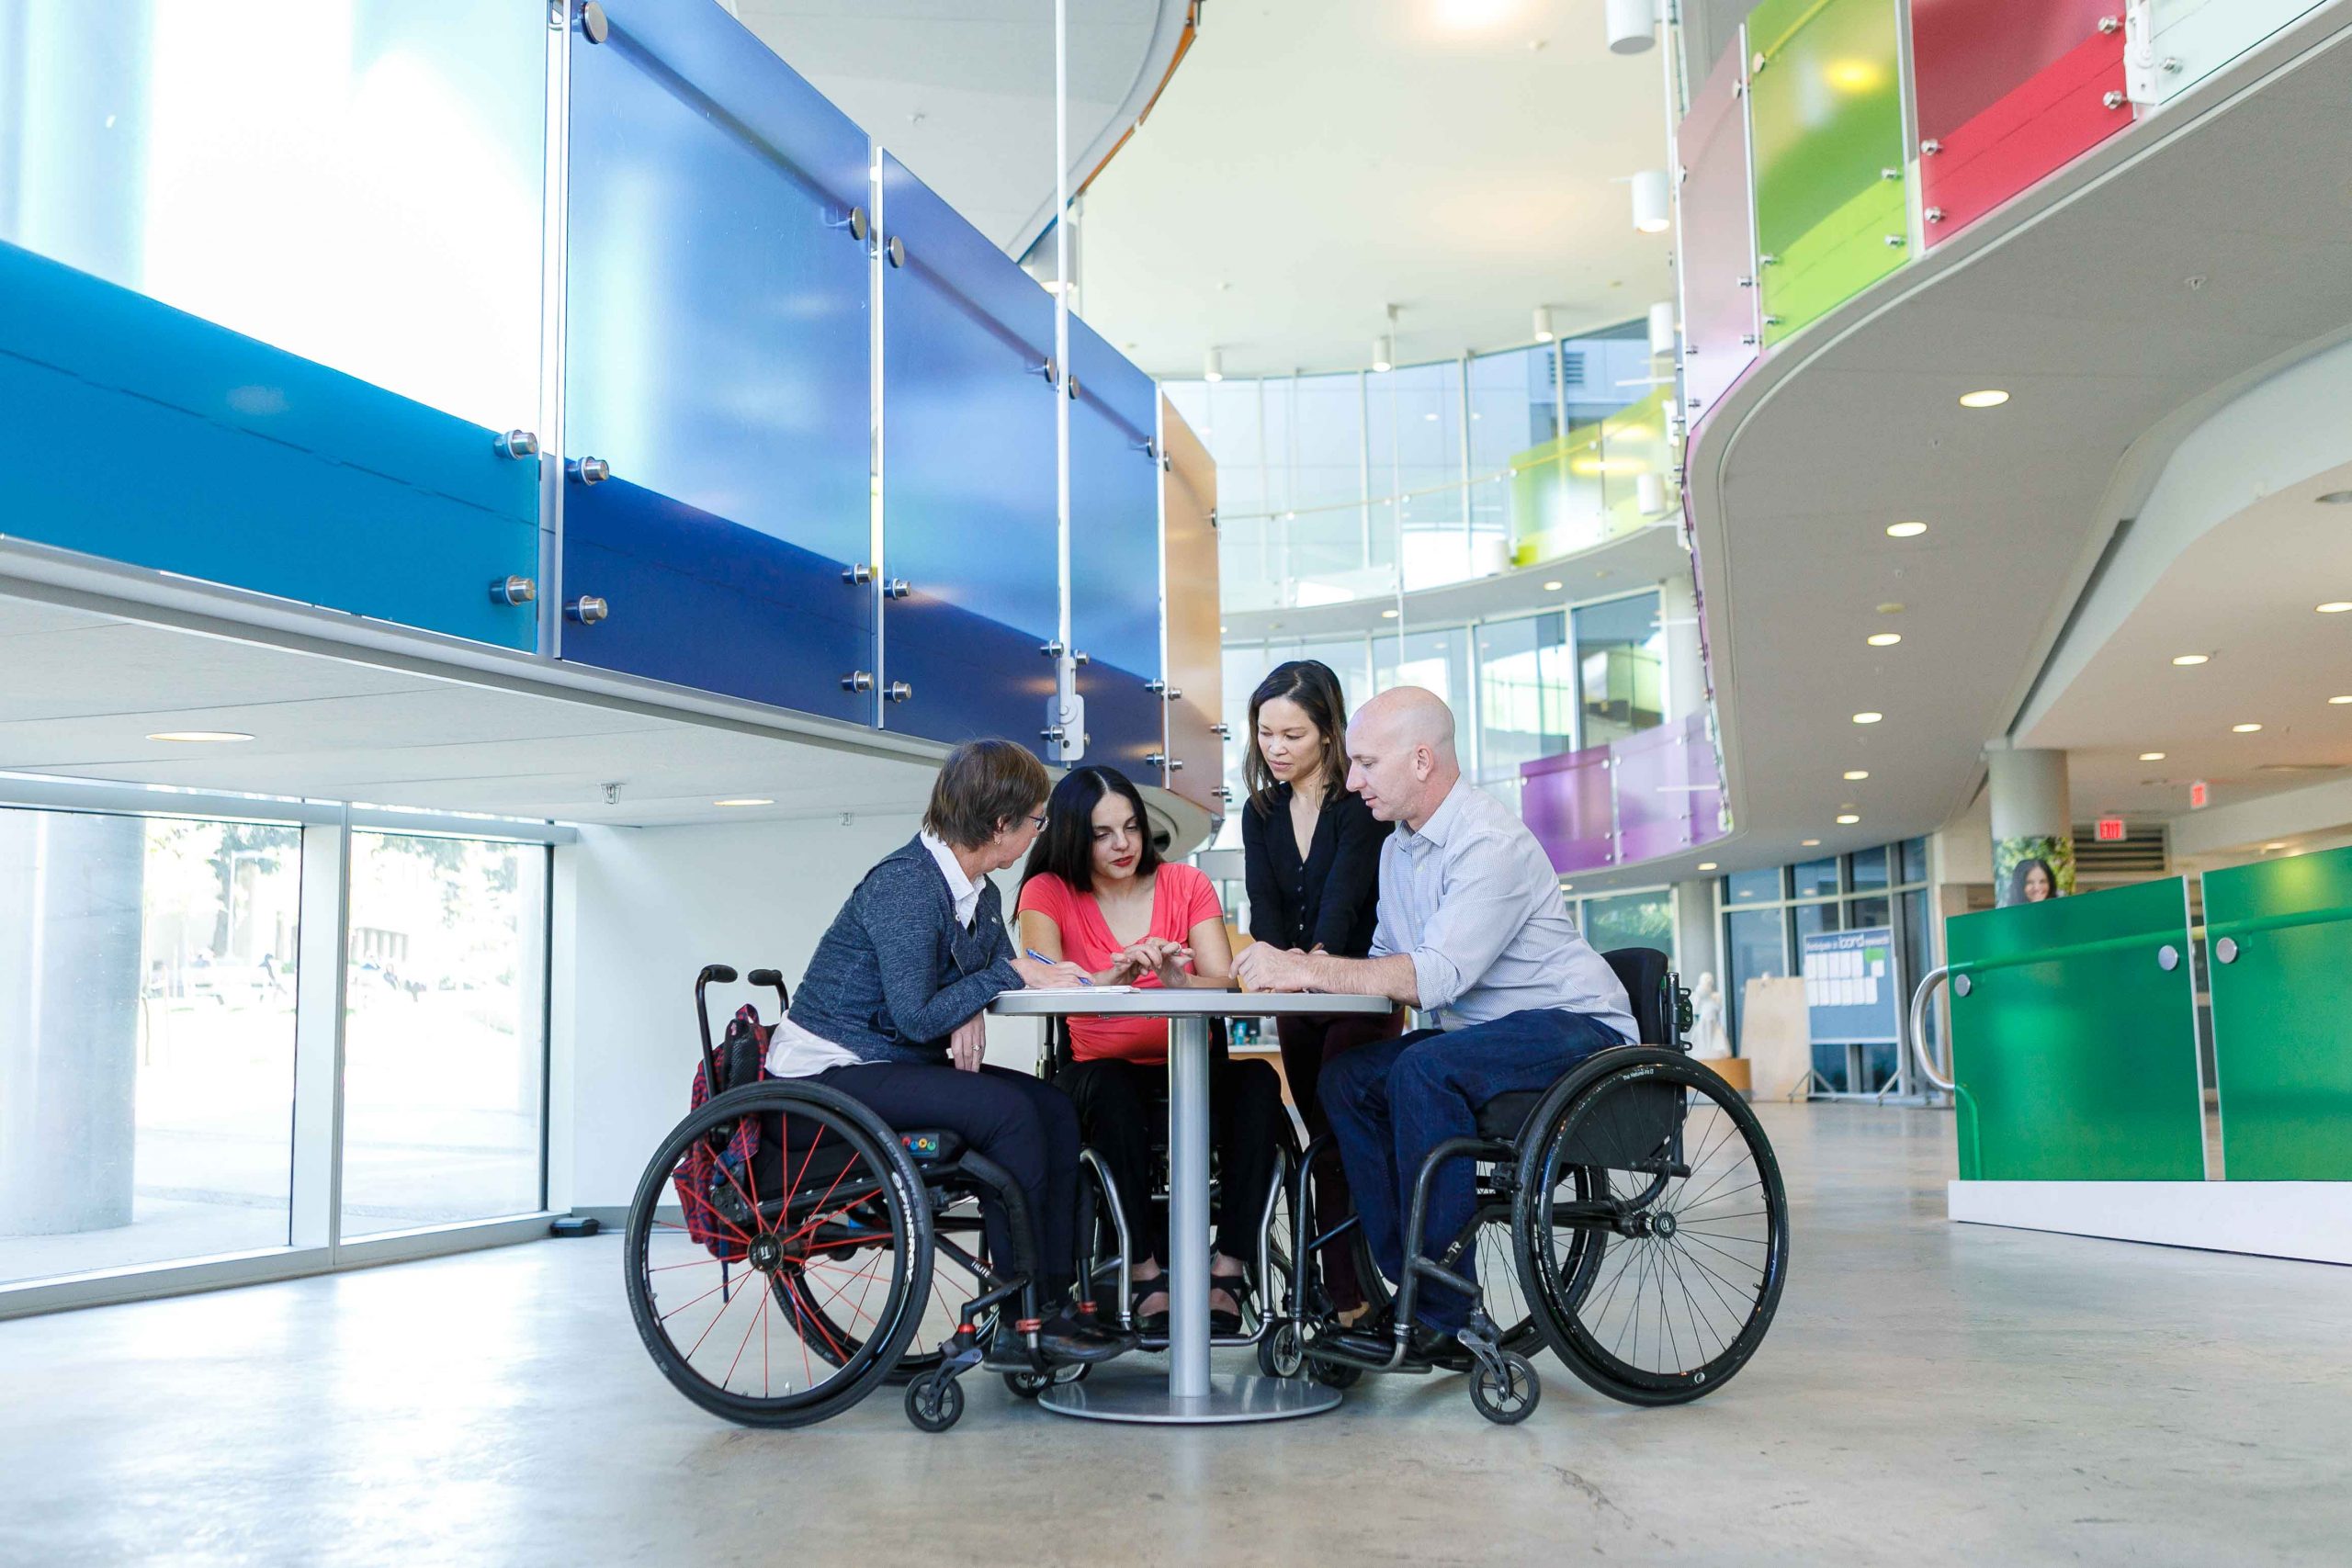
[1235,685,1634,1369]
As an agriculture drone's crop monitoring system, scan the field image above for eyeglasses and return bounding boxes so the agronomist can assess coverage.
[1027,813,1049,829]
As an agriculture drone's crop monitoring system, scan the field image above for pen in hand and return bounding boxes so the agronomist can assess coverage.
[1024,948,1093,987]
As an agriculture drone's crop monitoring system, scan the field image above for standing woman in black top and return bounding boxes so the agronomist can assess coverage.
[1238,660,1399,1316]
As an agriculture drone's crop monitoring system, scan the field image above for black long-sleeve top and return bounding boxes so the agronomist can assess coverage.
[1240,781,1387,958]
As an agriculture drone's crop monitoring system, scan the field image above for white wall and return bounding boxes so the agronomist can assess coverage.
[550,812,1046,1212]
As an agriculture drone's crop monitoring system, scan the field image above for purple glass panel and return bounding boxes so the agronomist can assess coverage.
[1520,713,1728,874]
[1677,44,1758,431]
[1520,744,1615,873]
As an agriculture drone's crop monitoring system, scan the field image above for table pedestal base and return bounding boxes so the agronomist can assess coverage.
[1036,1371,1340,1425]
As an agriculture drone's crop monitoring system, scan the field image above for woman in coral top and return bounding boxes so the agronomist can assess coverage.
[1016,766,1286,1334]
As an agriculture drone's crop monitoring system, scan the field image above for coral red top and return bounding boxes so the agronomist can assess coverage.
[1015,863,1225,1064]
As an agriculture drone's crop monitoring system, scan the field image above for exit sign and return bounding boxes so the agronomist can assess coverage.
[2096,817,2126,842]
[2190,780,2211,809]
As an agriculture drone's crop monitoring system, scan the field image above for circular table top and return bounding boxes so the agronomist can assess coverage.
[989,988,1393,1019]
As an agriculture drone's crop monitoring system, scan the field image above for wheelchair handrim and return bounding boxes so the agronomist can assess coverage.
[624,1082,933,1425]
[1515,1055,1789,1403]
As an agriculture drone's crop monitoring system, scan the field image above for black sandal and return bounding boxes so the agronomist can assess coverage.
[1132,1274,1170,1335]
[1209,1269,1249,1336]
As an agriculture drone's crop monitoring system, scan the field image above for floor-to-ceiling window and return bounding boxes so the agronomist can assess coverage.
[0,809,301,1284]
[0,792,560,1310]
[340,831,548,1237]
[1570,590,1665,749]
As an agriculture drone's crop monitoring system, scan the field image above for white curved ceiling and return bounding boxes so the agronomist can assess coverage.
[1073,0,1674,378]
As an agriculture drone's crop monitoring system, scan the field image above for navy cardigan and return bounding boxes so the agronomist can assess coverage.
[788,836,1022,1065]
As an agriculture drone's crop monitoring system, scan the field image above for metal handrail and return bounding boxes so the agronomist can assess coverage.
[1909,965,1955,1092]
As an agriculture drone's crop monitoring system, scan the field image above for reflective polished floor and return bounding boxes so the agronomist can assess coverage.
[5,1105,2348,1566]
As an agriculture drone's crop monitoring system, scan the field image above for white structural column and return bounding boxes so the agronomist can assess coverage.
[1986,747,2073,902]
[0,810,143,1234]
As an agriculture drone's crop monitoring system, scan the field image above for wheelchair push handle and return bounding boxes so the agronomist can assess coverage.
[692,964,739,1090]
[746,966,790,1018]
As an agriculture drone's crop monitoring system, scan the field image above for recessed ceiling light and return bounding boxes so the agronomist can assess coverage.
[1959,389,2009,409]
[2264,841,2289,852]
[1543,580,1563,592]
[2317,491,2352,505]
[1843,770,1870,780]
[2232,723,2263,733]
[149,730,254,743]
[1800,839,1821,847]
[1696,862,1718,871]
[1836,813,1860,825]
[714,797,775,807]
[1219,624,1227,633]
[1866,632,1902,647]
[1381,608,1399,619]
[1561,883,1574,892]
[2318,601,2352,614]
[1876,603,1905,615]
[2332,695,2352,705]
[1885,521,1927,538]
[2171,653,2209,666]
[1851,711,1883,725]
[2140,751,2165,761]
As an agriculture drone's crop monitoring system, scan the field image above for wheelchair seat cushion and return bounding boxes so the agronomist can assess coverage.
[1476,1089,1544,1140]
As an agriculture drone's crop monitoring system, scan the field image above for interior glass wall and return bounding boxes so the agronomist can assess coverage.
[1167,321,1659,611]
[340,831,549,1237]
[1,808,302,1285]
[1716,841,1932,1088]
[1571,590,1665,748]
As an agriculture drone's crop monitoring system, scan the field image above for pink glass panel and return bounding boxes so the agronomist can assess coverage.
[1677,44,1758,430]
[1520,744,1615,873]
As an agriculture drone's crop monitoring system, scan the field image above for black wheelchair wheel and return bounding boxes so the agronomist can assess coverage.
[905,1371,965,1432]
[624,1082,931,1428]
[1469,1349,1541,1426]
[1512,1052,1788,1406]
[1257,1320,1306,1379]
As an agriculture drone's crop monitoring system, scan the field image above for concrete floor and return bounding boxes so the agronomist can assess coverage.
[5,1104,2348,1566]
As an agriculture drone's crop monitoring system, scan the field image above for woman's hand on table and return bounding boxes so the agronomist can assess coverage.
[1012,954,1089,989]
[947,1014,988,1072]
[1114,938,1193,987]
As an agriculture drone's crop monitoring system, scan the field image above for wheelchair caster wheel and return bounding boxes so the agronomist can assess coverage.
[1470,1350,1540,1426]
[1257,1323,1306,1380]
[1003,1363,1088,1399]
[1309,1357,1363,1391]
[905,1374,965,1432]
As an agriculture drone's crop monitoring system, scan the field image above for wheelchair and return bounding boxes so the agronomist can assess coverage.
[621,964,1093,1432]
[1281,946,1790,1424]
[1035,1020,1301,1370]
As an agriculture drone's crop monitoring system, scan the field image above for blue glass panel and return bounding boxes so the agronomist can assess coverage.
[0,0,543,432]
[560,477,869,723]
[1069,313,1165,783]
[0,242,537,649]
[565,0,876,709]
[879,152,1059,750]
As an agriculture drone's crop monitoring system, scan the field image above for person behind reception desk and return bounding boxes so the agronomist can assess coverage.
[772,739,1124,1368]
[1234,686,1634,1371]
[1016,765,1285,1335]
[1238,659,1399,1321]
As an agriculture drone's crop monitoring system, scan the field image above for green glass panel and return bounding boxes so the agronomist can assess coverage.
[1945,877,2202,1181]
[2205,846,2352,1179]
[1747,0,1910,345]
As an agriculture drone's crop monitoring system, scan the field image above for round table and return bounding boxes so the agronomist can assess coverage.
[989,987,1394,1425]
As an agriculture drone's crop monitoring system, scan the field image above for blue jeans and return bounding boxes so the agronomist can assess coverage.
[1321,1009,1624,1331]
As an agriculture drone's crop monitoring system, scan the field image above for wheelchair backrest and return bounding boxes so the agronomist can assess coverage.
[1600,946,1681,1048]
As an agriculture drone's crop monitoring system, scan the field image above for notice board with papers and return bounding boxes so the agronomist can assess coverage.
[1801,925,1898,1045]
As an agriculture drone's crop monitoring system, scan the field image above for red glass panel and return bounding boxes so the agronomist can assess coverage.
[1914,0,2132,246]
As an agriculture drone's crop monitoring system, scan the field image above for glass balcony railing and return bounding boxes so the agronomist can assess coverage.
[1520,710,1727,874]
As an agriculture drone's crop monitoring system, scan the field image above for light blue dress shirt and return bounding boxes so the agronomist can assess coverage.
[1369,780,1637,1041]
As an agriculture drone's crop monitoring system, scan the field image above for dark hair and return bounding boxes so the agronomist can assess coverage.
[922,739,1051,851]
[2010,856,2059,902]
[1021,767,1159,896]
[1244,660,1351,817]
